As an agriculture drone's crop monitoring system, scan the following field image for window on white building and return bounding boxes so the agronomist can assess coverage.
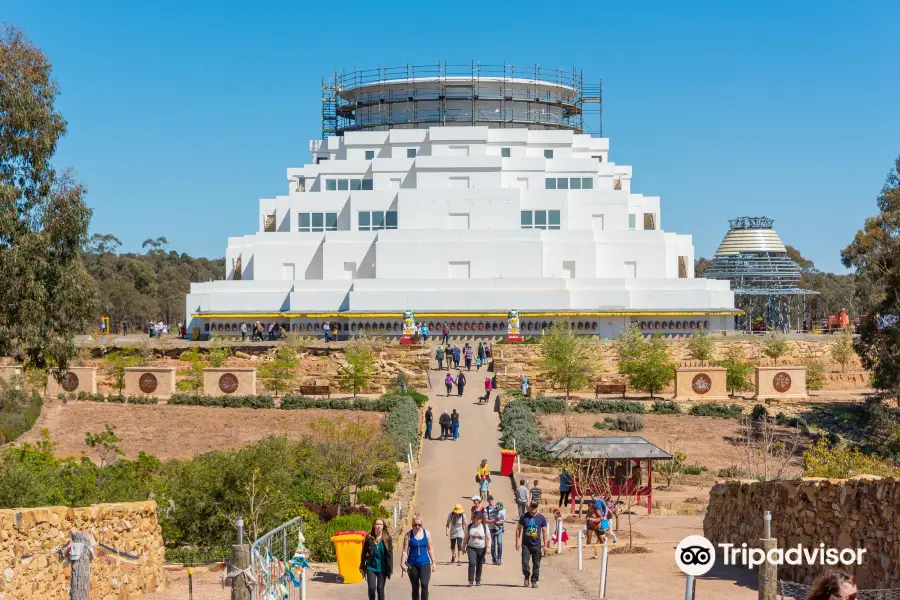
[628,213,637,230]
[521,210,561,230]
[544,149,554,159]
[407,148,417,158]
[501,147,511,158]
[365,150,375,160]
[563,261,576,279]
[358,210,398,231]
[545,177,594,190]
[624,261,637,279]
[324,178,373,191]
[298,212,338,232]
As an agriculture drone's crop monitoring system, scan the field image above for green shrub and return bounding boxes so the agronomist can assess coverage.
[689,403,744,419]
[750,404,769,421]
[574,399,645,414]
[650,400,681,414]
[168,394,274,409]
[523,396,566,414]
[682,464,707,476]
[356,489,385,507]
[499,401,548,461]
[107,394,126,403]
[279,395,399,411]
[716,466,746,478]
[375,463,402,494]
[386,397,419,460]
[613,414,644,432]
[0,389,43,443]
[164,546,230,565]
[311,514,375,562]
[128,396,159,405]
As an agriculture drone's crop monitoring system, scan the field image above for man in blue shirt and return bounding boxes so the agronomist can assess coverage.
[515,503,548,588]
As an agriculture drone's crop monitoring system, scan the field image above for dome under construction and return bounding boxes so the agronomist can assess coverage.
[703,216,803,292]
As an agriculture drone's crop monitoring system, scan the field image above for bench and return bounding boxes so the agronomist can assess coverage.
[297,385,331,397]
[595,383,627,398]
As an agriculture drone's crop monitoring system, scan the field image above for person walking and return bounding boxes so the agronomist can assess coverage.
[477,459,490,501]
[462,511,492,587]
[451,409,460,440]
[485,496,503,565]
[445,504,467,566]
[323,321,331,342]
[481,377,492,404]
[516,503,548,588]
[456,370,466,397]
[442,323,450,345]
[806,570,858,600]
[401,514,435,600]
[444,372,454,397]
[520,373,530,396]
[558,470,572,510]
[529,479,542,508]
[477,341,485,368]
[421,323,429,343]
[435,346,444,370]
[515,479,529,519]
[469,496,484,520]
[240,322,248,342]
[484,340,492,359]
[439,410,451,440]
[464,343,473,370]
[452,345,461,369]
[359,518,393,600]
[424,406,433,440]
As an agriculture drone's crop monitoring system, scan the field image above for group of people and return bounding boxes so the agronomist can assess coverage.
[239,321,283,341]
[435,341,491,371]
[321,321,340,342]
[424,406,460,441]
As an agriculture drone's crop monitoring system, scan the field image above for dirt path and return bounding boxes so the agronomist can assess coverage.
[307,370,584,600]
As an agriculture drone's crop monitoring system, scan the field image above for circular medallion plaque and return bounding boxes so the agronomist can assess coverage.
[139,373,158,394]
[219,373,239,395]
[61,372,79,392]
[773,372,792,393]
[691,373,712,395]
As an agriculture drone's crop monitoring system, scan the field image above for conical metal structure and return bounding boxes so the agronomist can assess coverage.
[704,216,803,292]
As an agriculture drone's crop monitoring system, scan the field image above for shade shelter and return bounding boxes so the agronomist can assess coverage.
[545,436,673,515]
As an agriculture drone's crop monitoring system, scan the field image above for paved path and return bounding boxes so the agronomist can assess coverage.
[324,368,585,599]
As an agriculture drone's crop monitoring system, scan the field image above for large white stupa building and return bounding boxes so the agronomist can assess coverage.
[187,64,736,339]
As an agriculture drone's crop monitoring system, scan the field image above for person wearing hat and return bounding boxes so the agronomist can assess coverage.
[445,504,468,565]
[470,496,483,520]
[485,496,505,565]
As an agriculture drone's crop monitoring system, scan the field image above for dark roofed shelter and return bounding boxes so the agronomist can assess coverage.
[546,436,673,515]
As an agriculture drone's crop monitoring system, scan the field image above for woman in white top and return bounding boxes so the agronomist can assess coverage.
[462,510,492,587]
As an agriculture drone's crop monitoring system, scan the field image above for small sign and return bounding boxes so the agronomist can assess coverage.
[191,328,201,341]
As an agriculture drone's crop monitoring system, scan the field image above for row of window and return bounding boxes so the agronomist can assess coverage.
[521,210,561,230]
[298,212,338,232]
[359,210,398,230]
[325,178,375,191]
[545,177,594,190]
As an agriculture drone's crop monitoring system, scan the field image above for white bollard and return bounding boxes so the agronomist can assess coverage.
[398,500,403,519]
[599,543,609,598]
[513,438,521,474]
[407,452,413,473]
[301,566,307,600]
[556,517,563,554]
[393,504,398,528]
[578,528,585,571]
[409,442,414,462]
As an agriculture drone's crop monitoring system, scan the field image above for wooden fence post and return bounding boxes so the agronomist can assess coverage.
[70,532,92,600]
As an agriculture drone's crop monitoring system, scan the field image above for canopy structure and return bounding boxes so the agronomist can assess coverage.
[546,436,673,461]
[547,436,672,514]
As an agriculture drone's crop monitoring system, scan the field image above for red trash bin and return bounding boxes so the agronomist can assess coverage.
[500,449,518,476]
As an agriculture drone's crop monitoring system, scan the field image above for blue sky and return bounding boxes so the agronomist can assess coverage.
[5,0,899,272]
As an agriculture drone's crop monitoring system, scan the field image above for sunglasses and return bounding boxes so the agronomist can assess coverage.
[413,522,423,527]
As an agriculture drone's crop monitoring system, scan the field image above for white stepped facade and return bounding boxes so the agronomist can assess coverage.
[187,126,735,338]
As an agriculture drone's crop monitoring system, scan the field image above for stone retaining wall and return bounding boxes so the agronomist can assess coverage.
[703,478,900,588]
[0,501,165,599]
[493,339,864,392]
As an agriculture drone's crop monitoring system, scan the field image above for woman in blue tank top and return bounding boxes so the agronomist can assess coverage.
[401,513,436,600]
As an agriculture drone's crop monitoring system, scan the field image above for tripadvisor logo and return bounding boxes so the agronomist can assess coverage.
[675,536,866,575]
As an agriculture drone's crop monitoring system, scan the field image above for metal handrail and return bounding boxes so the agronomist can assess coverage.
[250,516,306,600]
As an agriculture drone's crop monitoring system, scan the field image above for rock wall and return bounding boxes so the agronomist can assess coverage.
[0,501,165,599]
[704,478,899,588]
[290,344,431,391]
[492,339,865,392]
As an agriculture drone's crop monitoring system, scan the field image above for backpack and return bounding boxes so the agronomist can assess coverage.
[458,373,466,385]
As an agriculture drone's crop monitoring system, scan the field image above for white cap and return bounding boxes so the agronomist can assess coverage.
[471,496,481,501]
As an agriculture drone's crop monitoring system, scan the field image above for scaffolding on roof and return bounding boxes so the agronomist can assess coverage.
[321,61,602,139]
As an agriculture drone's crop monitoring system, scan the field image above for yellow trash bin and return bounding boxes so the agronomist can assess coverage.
[330,530,367,584]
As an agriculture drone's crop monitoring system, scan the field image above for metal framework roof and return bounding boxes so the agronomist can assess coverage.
[545,436,673,460]
[703,216,818,296]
